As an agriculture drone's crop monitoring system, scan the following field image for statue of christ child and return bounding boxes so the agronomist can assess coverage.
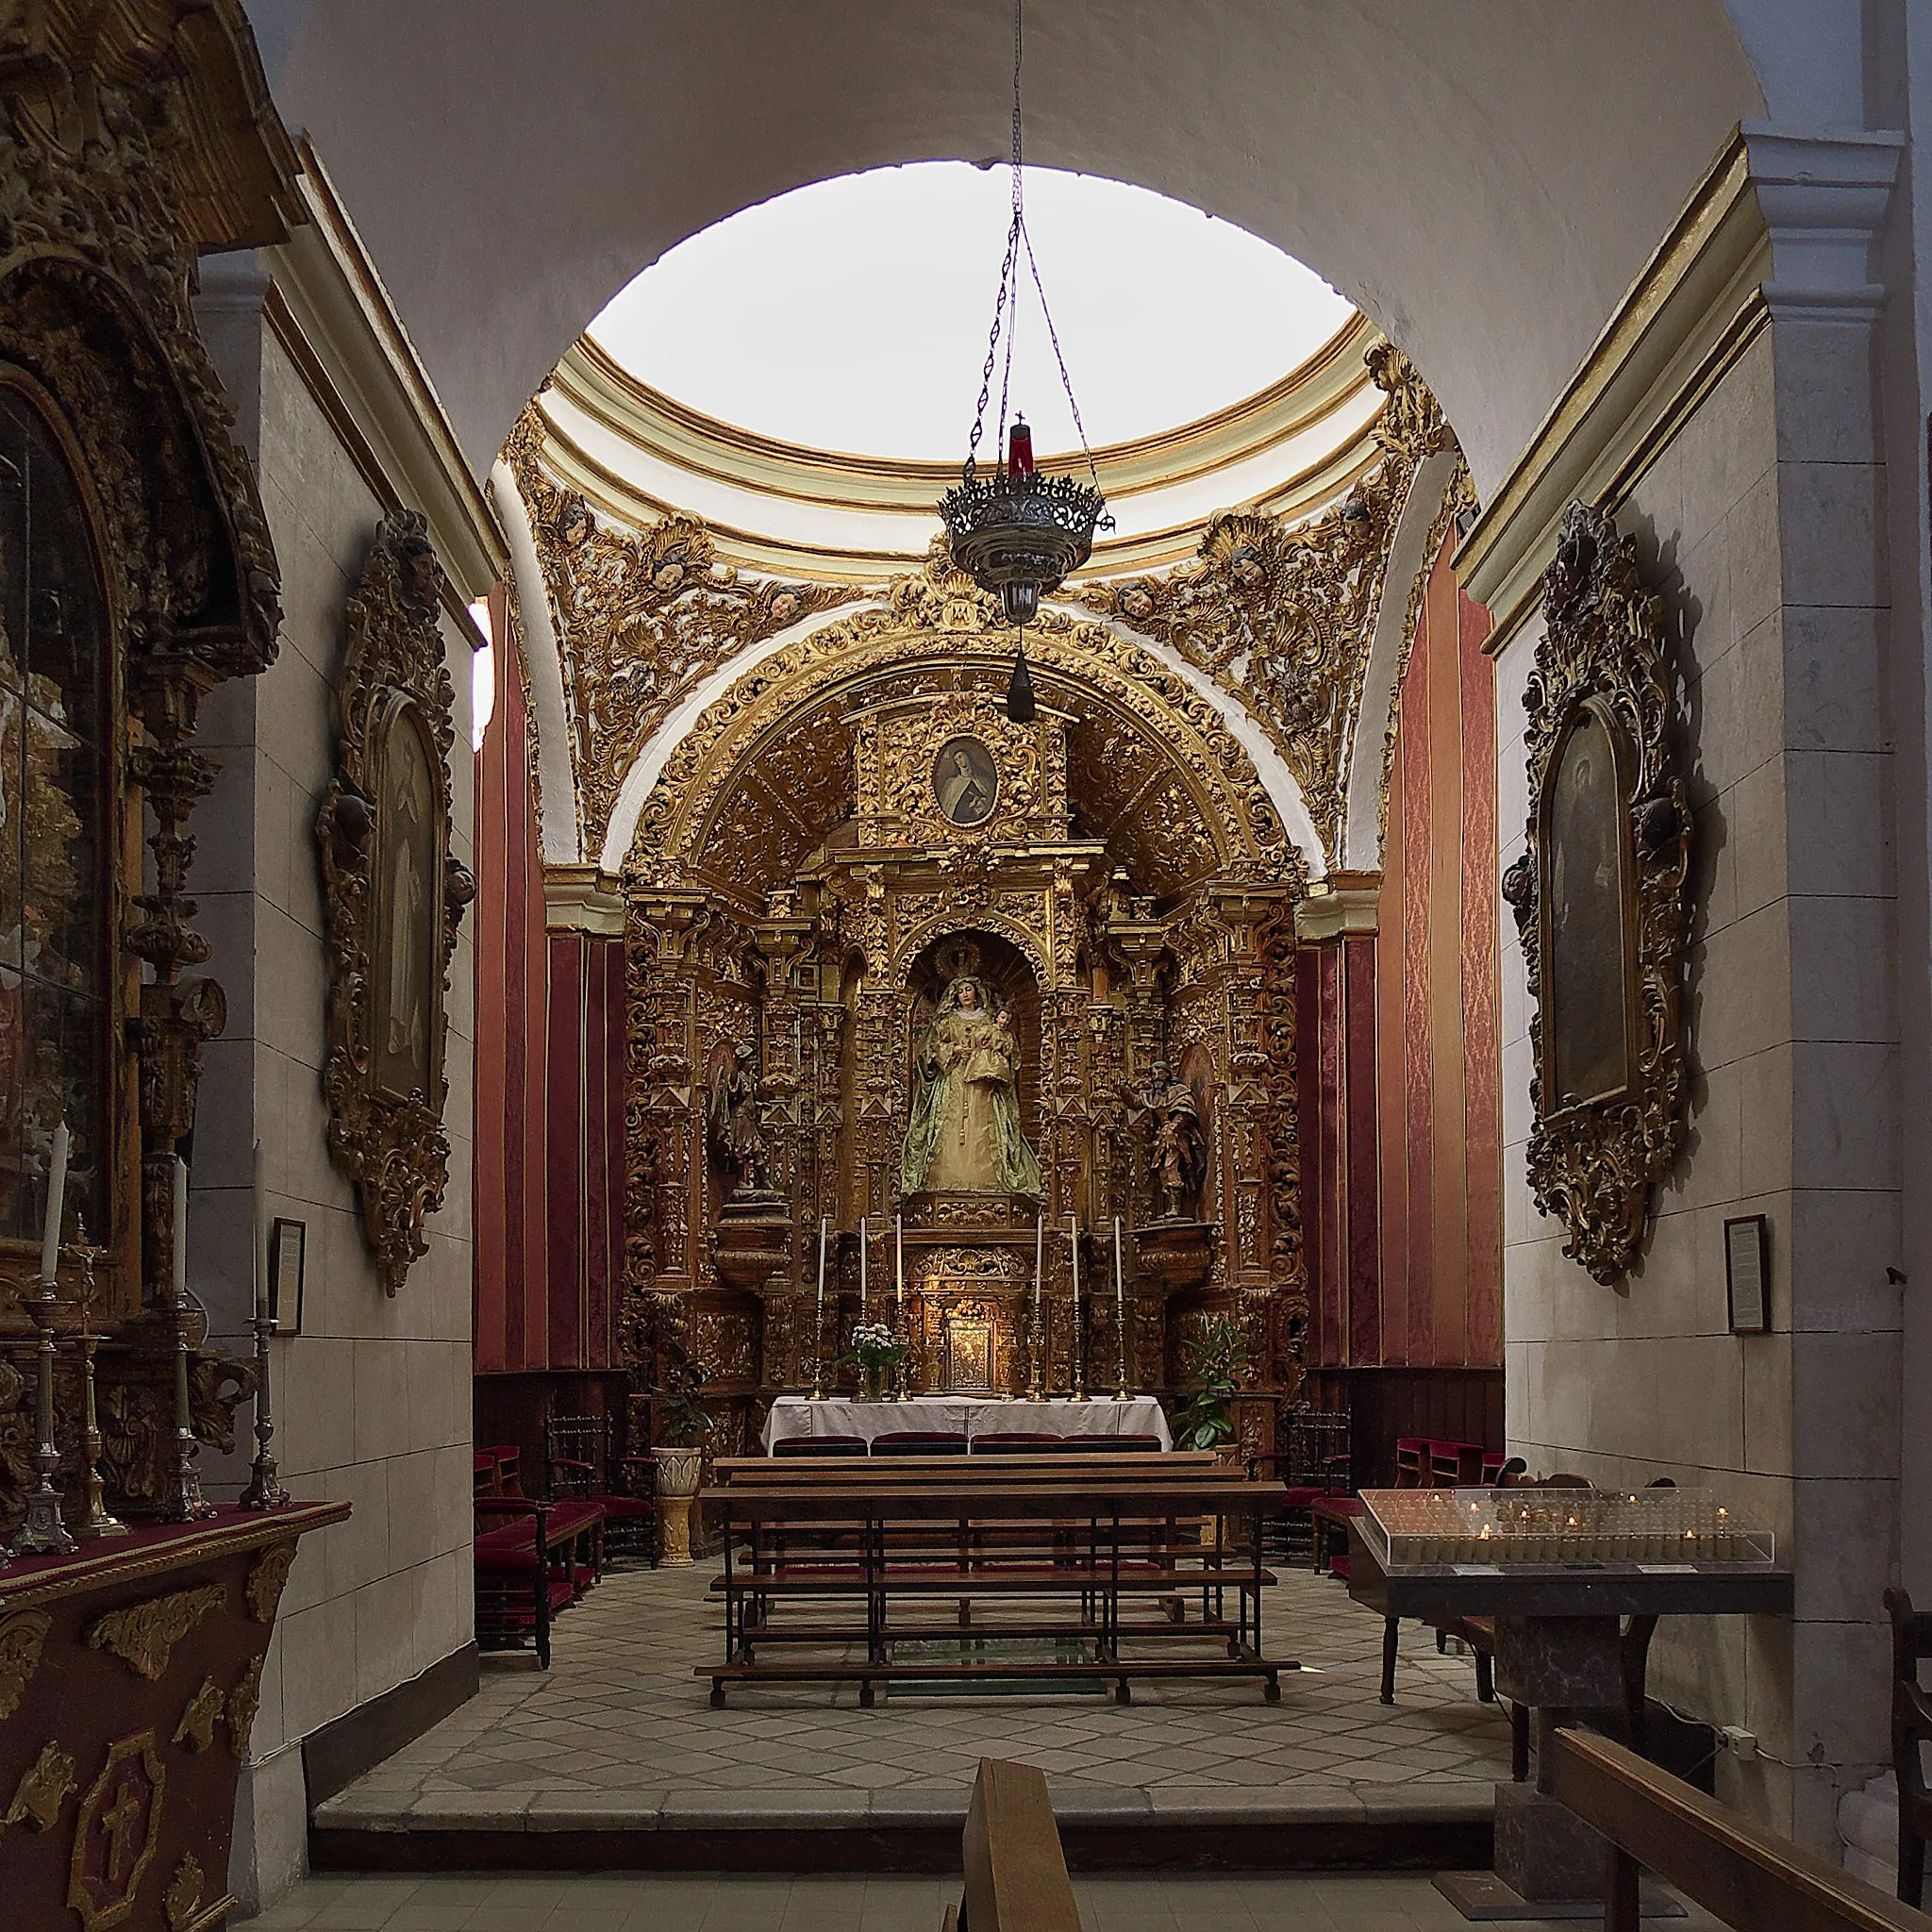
[900,975,1043,1198]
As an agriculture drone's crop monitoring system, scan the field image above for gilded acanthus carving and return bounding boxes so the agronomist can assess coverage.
[245,1541,298,1624]
[318,513,475,1294]
[0,1608,51,1720]
[163,1853,207,1932]
[508,410,867,851]
[2,1738,76,1831]
[1078,342,1455,853]
[225,1655,263,1761]
[171,1678,224,1754]
[1501,502,1691,1284]
[85,1584,225,1682]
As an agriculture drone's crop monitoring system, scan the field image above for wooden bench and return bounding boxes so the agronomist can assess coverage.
[943,1757,1080,1932]
[704,1470,1291,1707]
[474,1496,606,1669]
[1886,1586,1932,1907]
[1548,1725,1932,1931]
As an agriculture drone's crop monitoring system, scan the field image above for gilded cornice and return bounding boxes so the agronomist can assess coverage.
[1077,343,1456,855]
[625,543,1299,908]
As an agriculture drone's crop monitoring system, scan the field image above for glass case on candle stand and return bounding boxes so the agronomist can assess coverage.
[1357,1487,1776,1571]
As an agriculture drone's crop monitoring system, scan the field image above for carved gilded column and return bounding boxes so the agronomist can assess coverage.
[627,891,708,1296]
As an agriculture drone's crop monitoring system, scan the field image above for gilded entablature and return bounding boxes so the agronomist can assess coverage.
[507,410,867,851]
[1077,343,1455,852]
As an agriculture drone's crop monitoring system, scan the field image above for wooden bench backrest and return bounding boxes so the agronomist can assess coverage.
[1549,1726,1932,1931]
[958,1757,1081,1932]
[717,1452,1215,1486]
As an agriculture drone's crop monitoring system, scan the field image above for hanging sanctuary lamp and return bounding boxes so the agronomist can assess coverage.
[937,0,1111,723]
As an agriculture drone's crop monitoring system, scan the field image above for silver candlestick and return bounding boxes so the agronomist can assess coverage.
[165,1156,216,1523]
[239,1306,290,1511]
[69,1224,126,1540]
[7,1272,75,1559]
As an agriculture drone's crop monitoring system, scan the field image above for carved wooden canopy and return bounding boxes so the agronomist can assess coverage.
[1501,501,1691,1284]
[319,514,474,1294]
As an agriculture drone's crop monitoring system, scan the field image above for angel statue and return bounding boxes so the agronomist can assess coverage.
[900,959,1042,1199]
[708,1040,772,1198]
[1124,1058,1208,1222]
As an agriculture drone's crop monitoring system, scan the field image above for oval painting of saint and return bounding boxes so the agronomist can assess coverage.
[933,736,998,826]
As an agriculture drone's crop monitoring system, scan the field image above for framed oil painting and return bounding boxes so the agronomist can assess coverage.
[933,734,998,826]
[319,514,474,1294]
[1502,502,1691,1285]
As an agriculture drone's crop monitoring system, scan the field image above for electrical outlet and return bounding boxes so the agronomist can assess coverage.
[1719,1725,1758,1761]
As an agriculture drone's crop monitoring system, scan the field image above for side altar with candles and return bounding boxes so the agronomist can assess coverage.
[625,670,1309,1475]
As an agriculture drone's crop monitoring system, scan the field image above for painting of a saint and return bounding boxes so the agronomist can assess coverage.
[933,736,998,826]
[373,708,440,1101]
[1545,708,1631,1108]
[900,972,1042,1197]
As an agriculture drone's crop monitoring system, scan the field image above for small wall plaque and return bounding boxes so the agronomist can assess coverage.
[270,1218,307,1334]
[1724,1214,1770,1334]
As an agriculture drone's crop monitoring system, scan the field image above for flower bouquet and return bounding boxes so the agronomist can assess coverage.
[840,1320,907,1399]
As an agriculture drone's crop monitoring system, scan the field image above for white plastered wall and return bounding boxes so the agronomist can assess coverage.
[191,292,478,1910]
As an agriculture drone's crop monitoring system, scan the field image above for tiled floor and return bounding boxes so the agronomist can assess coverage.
[322,1562,1514,1821]
[250,1870,1724,1930]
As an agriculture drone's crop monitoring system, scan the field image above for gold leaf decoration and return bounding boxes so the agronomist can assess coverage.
[163,1852,204,1932]
[244,1541,297,1624]
[0,1608,52,1721]
[171,1677,224,1754]
[2,1738,77,1830]
[86,1585,225,1683]
[225,1656,264,1762]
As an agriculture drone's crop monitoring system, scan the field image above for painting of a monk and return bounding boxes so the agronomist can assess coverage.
[900,974,1042,1197]
[1546,708,1631,1108]
[933,737,997,826]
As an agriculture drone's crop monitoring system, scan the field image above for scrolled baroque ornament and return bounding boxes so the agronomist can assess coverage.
[318,513,475,1294]
[1506,501,1691,1284]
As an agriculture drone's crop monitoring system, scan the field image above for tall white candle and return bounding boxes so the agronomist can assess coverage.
[858,1214,868,1322]
[172,1155,190,1302]
[253,1140,269,1320]
[1068,1212,1080,1302]
[895,1213,905,1321]
[39,1120,69,1287]
[1034,1212,1044,1330]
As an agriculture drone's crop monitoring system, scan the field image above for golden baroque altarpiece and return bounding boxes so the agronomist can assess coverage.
[0,4,297,1519]
[510,339,1462,1464]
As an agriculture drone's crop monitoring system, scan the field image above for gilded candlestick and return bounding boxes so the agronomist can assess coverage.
[69,1224,127,1539]
[6,1271,74,1559]
[241,1144,291,1509]
[810,1216,828,1400]
[1067,1214,1087,1401]
[166,1154,216,1523]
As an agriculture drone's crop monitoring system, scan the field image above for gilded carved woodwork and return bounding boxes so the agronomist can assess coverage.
[170,1678,223,1755]
[162,1851,207,1932]
[3,1736,75,1830]
[69,1729,165,1932]
[0,1607,51,1720]
[1500,502,1691,1284]
[244,1541,296,1624]
[1078,343,1454,854]
[318,513,475,1295]
[84,1583,225,1682]
[508,410,867,851]
[224,1655,262,1761]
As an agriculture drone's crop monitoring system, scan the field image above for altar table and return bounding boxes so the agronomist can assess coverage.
[762,1394,1173,1452]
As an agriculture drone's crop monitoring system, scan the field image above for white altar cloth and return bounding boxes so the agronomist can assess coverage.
[762,1394,1172,1452]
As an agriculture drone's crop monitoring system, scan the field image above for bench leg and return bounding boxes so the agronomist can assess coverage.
[1607,1844,1641,1932]
[1510,1703,1530,1783]
[1474,1648,1495,1703]
[1902,1824,1925,1909]
[1380,1617,1398,1704]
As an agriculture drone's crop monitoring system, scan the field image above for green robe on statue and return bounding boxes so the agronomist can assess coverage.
[900,976,1043,1198]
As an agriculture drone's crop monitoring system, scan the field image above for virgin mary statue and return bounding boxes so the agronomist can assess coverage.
[900,974,1043,1198]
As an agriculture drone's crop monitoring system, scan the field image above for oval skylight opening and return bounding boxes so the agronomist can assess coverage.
[586,163,1355,462]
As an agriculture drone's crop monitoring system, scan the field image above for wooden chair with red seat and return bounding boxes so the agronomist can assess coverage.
[1429,1440,1489,1488]
[547,1408,656,1565]
[1884,1585,1932,1907]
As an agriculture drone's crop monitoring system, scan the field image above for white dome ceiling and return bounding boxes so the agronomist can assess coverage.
[585,163,1357,461]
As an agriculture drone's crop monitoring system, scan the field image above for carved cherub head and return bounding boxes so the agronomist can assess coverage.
[1119,584,1156,623]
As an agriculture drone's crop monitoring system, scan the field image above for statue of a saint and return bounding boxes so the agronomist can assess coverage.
[1124,1059,1208,1221]
[900,975,1043,1197]
[709,1041,772,1197]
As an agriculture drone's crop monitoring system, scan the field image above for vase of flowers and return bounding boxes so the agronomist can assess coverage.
[1172,1313,1253,1457]
[840,1320,906,1401]
[651,1348,712,1566]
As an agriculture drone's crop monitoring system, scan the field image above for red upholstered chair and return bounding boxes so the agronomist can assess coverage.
[1429,1441,1488,1488]
[545,1410,652,1565]
[871,1431,968,1454]
[773,1434,870,1456]
[1056,1434,1165,1452]
[1480,1451,1507,1485]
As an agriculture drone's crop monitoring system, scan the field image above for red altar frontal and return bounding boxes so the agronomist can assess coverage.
[0,1504,346,1932]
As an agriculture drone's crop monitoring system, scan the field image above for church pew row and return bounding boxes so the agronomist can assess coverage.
[473,1497,606,1670]
[701,1476,1293,1706]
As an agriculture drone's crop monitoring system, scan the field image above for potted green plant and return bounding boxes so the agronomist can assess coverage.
[1171,1314,1252,1457]
[838,1320,907,1400]
[651,1347,712,1566]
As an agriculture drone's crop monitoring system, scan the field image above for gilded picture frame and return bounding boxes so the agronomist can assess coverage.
[1502,502,1691,1284]
[318,513,474,1294]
